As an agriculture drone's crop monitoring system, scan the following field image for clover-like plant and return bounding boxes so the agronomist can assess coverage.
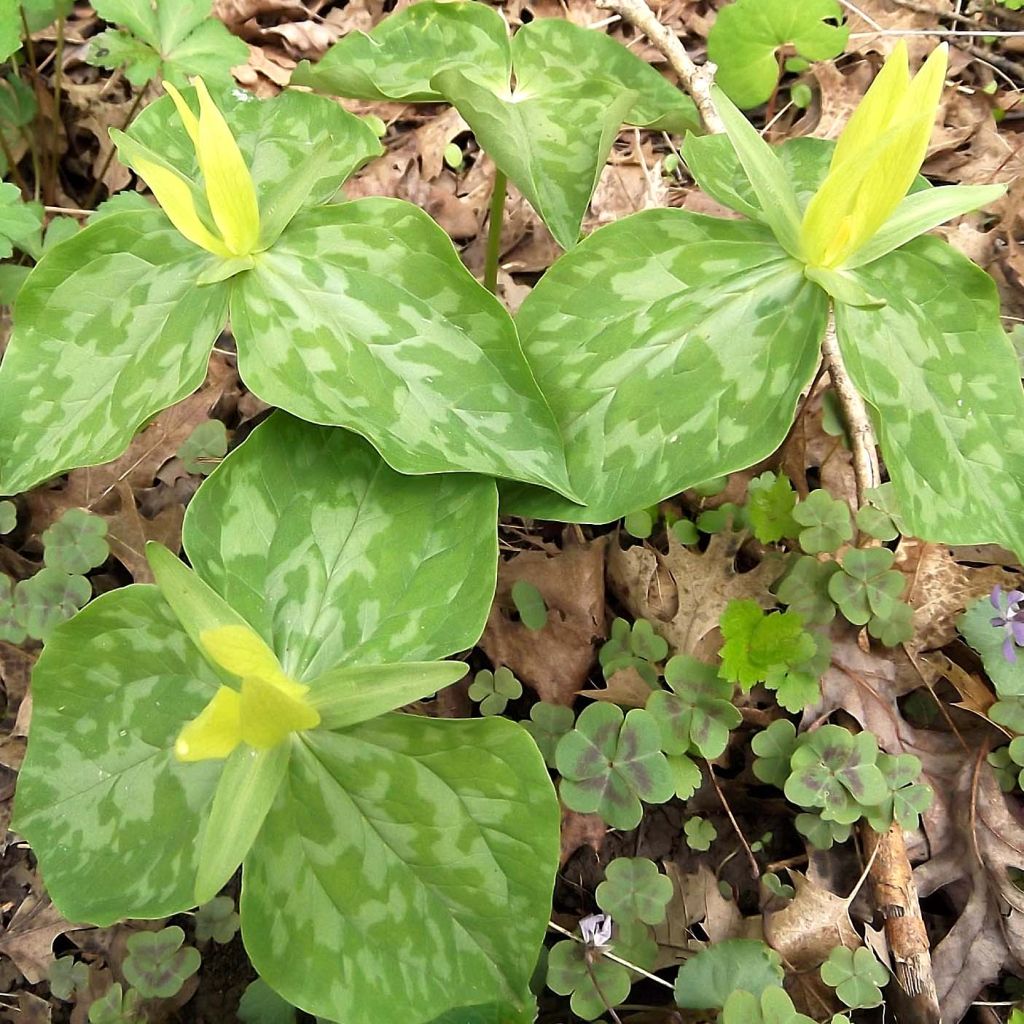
[792,489,853,555]
[828,547,911,645]
[555,701,674,830]
[784,725,888,824]
[674,939,784,1010]
[862,753,933,832]
[88,983,143,1024]
[751,719,799,788]
[194,895,239,945]
[795,811,853,851]
[41,508,109,575]
[294,0,699,251]
[820,945,889,1009]
[595,857,673,926]
[684,815,718,852]
[647,654,741,759]
[522,701,575,768]
[14,414,559,1024]
[0,78,574,502]
[49,956,89,1002]
[178,419,227,476]
[720,986,817,1024]
[123,925,201,999]
[775,555,840,626]
[468,666,522,716]
[546,924,629,1022]
[599,617,668,687]
[510,579,548,631]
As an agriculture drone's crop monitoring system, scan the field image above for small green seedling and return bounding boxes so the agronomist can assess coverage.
[751,719,799,788]
[88,983,143,1024]
[443,141,464,171]
[595,856,673,926]
[820,945,889,1009]
[468,666,522,716]
[793,489,853,554]
[718,600,816,690]
[863,753,933,832]
[684,816,717,851]
[762,872,795,900]
[194,895,239,944]
[747,471,799,544]
[599,617,668,687]
[511,579,548,630]
[49,955,89,1001]
[123,925,201,999]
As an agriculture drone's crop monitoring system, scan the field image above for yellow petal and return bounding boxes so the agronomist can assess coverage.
[239,675,321,749]
[163,81,200,151]
[199,624,296,687]
[192,78,260,256]
[131,155,232,258]
[175,686,242,762]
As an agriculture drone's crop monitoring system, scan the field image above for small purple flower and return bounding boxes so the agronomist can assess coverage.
[579,913,612,948]
[990,584,1024,663]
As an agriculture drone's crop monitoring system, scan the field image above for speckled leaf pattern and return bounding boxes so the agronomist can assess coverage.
[242,716,559,1024]
[502,210,827,523]
[230,201,574,496]
[124,87,382,249]
[182,414,499,680]
[0,210,228,496]
[836,238,1024,559]
[12,587,221,924]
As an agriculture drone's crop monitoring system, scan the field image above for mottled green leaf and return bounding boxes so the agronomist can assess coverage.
[183,414,499,678]
[13,587,221,924]
[836,238,1024,559]
[674,939,784,1008]
[0,182,42,259]
[87,0,248,86]
[243,716,558,1024]
[708,0,848,109]
[0,211,228,496]
[546,939,631,1021]
[230,202,573,495]
[648,655,740,759]
[503,211,826,522]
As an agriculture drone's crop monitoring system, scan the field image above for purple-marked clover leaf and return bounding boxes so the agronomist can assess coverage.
[469,666,522,717]
[194,895,239,944]
[14,568,91,641]
[684,815,718,851]
[0,574,26,644]
[88,983,143,1024]
[122,925,200,999]
[178,420,228,476]
[555,702,674,830]
[747,471,799,544]
[720,985,817,1024]
[523,702,574,768]
[599,617,666,687]
[647,655,741,759]
[862,753,933,832]
[49,956,89,1001]
[827,548,906,627]
[42,508,109,575]
[785,725,887,824]
[546,939,631,1021]
[510,579,548,631]
[674,939,784,1009]
[775,554,840,626]
[795,811,852,850]
[719,600,816,691]
[820,946,888,1009]
[595,857,673,926]
[751,719,799,789]
[792,489,853,555]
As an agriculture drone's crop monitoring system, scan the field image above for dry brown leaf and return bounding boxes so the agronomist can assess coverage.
[607,531,782,662]
[763,870,858,972]
[560,806,605,867]
[0,897,83,984]
[481,535,606,704]
[104,482,184,584]
[779,388,857,507]
[584,667,652,708]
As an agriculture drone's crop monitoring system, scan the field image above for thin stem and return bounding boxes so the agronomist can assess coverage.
[483,167,507,295]
[0,131,29,193]
[583,957,623,1024]
[821,306,880,506]
[48,16,65,203]
[85,87,148,208]
[704,757,760,879]
[546,922,675,990]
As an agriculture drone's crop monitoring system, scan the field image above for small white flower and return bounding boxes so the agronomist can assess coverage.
[579,913,612,948]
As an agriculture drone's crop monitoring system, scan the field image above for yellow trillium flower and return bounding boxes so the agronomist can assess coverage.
[175,625,321,762]
[800,41,948,269]
[128,78,260,259]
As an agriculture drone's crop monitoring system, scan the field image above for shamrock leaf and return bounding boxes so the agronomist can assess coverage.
[863,753,933,831]
[820,946,888,1009]
[775,554,839,625]
[856,505,898,542]
[751,719,798,789]
[988,746,1018,793]
[194,895,239,944]
[721,986,817,1024]
[719,600,816,690]
[828,548,906,626]
[795,811,852,850]
[42,508,109,575]
[684,815,718,851]
[647,655,741,758]
[595,857,673,926]
[785,725,887,823]
[792,489,853,555]
[546,938,631,1020]
[762,873,795,900]
[0,182,42,259]
[88,983,143,1024]
[49,956,89,1001]
[469,667,522,716]
[555,702,674,830]
[123,925,201,999]
[599,617,666,687]
[522,702,575,768]
[747,471,799,544]
[178,420,228,476]
[708,0,848,108]
[867,600,914,646]
[674,939,784,1009]
[0,574,26,644]
[14,568,91,641]
[87,0,248,86]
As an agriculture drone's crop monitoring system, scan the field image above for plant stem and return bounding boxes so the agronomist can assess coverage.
[483,167,506,295]
[820,306,880,506]
[48,15,65,203]
[704,757,760,879]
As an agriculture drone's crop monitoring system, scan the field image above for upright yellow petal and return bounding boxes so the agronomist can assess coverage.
[131,155,232,258]
[239,676,321,750]
[163,81,200,151]
[192,78,260,256]
[831,40,910,170]
[175,686,242,762]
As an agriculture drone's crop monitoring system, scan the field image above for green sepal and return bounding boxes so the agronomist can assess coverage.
[805,266,885,309]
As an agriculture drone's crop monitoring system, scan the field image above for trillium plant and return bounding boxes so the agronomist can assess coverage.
[4,1,1022,1022]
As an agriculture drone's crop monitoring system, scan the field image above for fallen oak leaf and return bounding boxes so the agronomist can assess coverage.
[0,896,85,984]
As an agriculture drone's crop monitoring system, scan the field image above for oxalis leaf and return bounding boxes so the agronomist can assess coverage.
[502,210,826,523]
[15,414,559,1024]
